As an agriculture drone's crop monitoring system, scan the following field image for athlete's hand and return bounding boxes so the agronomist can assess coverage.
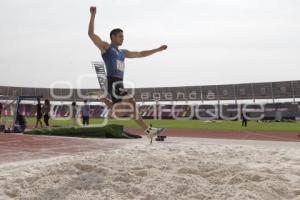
[90,6,97,15]
[158,45,168,52]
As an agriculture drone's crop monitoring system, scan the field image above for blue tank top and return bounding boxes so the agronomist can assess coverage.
[101,46,125,79]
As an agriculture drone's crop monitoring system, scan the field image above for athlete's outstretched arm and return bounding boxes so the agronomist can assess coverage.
[88,7,109,54]
[123,45,168,58]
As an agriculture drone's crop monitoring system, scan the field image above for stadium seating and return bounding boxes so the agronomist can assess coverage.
[0,102,299,121]
[0,80,300,121]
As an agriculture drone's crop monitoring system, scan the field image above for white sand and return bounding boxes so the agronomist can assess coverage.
[0,137,300,200]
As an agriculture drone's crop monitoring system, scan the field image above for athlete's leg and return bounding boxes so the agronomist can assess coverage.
[123,97,148,130]
[108,78,165,140]
[99,97,114,118]
[100,97,113,108]
[112,96,148,130]
[112,97,165,143]
[98,77,114,118]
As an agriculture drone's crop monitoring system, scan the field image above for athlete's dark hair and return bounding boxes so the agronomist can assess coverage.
[110,28,123,39]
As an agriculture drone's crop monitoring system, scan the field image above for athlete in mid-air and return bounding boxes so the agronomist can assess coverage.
[88,6,167,141]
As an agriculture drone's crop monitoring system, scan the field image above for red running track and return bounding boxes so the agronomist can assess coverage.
[0,128,299,165]
[125,128,300,142]
[0,134,126,165]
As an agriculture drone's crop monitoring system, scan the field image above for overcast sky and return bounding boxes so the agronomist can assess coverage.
[0,0,300,89]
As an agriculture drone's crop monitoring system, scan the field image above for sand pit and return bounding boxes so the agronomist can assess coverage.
[0,137,300,200]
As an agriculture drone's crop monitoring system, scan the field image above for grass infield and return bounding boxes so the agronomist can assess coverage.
[2,117,299,133]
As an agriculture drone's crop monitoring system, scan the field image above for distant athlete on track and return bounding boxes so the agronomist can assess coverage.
[88,6,167,141]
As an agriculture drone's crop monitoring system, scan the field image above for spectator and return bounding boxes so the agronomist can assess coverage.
[241,108,248,127]
[43,99,51,127]
[16,113,26,132]
[35,98,43,128]
[71,101,77,126]
[0,103,2,123]
[81,100,90,126]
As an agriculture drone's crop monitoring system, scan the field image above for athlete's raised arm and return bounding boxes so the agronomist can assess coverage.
[123,45,168,58]
[88,7,109,54]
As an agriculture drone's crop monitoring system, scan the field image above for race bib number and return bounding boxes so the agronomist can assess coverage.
[117,60,125,71]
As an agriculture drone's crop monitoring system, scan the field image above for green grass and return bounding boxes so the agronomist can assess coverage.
[101,119,300,133]
[2,117,299,133]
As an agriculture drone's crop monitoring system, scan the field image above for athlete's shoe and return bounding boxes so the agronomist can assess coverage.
[144,125,166,143]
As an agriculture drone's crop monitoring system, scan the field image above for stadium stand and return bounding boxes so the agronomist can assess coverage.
[0,80,300,121]
[0,80,299,102]
[0,102,299,121]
